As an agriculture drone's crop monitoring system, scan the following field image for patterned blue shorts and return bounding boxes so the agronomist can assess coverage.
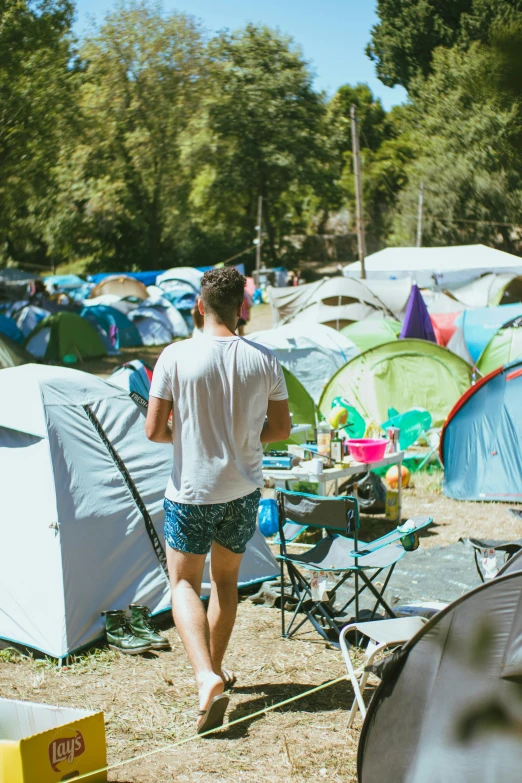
[164,489,261,556]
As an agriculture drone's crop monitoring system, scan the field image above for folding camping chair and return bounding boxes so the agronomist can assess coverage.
[276,489,432,647]
[340,617,428,727]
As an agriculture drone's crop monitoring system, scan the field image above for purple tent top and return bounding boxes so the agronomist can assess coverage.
[399,284,437,342]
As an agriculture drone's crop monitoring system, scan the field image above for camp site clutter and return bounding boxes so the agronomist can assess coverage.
[3,244,522,782]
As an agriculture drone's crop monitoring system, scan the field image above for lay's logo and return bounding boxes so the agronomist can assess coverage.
[48,730,85,771]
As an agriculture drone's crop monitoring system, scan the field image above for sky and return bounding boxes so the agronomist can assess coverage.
[73,0,407,111]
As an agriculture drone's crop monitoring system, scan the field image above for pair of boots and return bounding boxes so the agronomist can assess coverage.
[102,605,170,655]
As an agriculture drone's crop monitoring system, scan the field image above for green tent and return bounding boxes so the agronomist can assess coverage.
[340,319,401,353]
[319,339,472,428]
[0,333,32,369]
[271,367,317,449]
[25,312,107,363]
[477,325,522,376]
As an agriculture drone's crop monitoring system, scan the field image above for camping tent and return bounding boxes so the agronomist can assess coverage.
[280,367,316,445]
[268,277,402,329]
[156,267,203,295]
[247,323,359,402]
[25,312,107,362]
[319,339,472,428]
[0,365,278,657]
[448,273,522,308]
[0,313,23,344]
[80,305,142,348]
[441,359,522,501]
[110,360,153,399]
[340,319,401,353]
[459,305,522,362]
[358,567,522,783]
[477,321,522,376]
[15,305,48,337]
[399,285,437,342]
[137,299,190,337]
[128,306,187,345]
[343,244,522,289]
[89,275,148,301]
[0,334,32,369]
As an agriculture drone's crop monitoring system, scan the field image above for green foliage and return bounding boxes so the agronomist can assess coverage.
[0,0,76,268]
[185,24,335,266]
[368,0,522,88]
[389,42,522,250]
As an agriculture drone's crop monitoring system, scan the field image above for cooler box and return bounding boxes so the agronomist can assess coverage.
[0,698,106,783]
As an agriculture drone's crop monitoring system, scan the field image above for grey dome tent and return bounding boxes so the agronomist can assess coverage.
[358,558,522,783]
[0,365,277,658]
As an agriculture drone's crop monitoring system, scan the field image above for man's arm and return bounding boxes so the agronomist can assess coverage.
[145,396,173,443]
[261,398,292,444]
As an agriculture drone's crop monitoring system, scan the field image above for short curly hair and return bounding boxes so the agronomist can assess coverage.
[201,266,246,323]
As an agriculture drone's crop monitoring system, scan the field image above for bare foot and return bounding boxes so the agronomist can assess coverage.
[217,668,236,688]
[197,672,224,729]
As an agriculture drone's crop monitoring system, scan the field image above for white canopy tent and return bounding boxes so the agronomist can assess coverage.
[248,323,359,402]
[343,245,522,289]
[0,365,277,658]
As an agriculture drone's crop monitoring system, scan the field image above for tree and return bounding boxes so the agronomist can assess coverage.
[50,2,206,271]
[0,0,75,268]
[183,24,335,266]
[367,0,522,88]
[388,43,522,250]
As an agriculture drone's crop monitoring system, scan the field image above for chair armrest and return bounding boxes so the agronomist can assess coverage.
[351,516,433,556]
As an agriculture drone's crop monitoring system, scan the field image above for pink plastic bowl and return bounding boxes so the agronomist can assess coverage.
[347,438,388,463]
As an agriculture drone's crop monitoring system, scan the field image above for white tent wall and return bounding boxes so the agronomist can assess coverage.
[344,245,522,289]
[0,428,66,656]
[47,399,172,656]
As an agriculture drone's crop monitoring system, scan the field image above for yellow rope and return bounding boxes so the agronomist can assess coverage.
[69,674,349,781]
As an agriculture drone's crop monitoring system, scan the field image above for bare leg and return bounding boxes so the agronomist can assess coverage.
[166,547,223,722]
[207,541,243,679]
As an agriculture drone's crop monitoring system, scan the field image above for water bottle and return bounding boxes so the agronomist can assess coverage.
[482,549,498,580]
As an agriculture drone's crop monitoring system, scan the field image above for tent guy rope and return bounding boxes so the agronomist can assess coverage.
[68,674,349,782]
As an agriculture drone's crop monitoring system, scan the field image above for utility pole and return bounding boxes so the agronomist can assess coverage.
[254,195,263,281]
[350,104,366,279]
[416,181,424,248]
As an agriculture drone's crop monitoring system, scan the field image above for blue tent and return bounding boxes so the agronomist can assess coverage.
[441,359,522,501]
[80,305,142,348]
[109,360,153,399]
[0,313,23,344]
[460,304,522,361]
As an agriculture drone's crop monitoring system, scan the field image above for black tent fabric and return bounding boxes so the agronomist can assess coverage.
[358,563,522,783]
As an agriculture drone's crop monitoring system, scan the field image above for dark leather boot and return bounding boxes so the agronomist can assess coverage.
[129,605,170,650]
[102,610,152,655]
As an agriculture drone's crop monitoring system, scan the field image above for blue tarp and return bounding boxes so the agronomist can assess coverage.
[442,359,522,501]
[87,271,165,287]
[461,304,522,361]
[80,305,142,348]
[0,313,23,344]
[43,274,86,290]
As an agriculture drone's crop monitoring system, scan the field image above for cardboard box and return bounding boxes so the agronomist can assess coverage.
[0,698,106,783]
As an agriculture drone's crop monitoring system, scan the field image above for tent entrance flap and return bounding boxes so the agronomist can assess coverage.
[83,404,169,578]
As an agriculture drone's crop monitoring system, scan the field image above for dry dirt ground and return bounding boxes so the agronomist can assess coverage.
[2,303,521,782]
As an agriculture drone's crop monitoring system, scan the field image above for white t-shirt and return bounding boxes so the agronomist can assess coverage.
[149,333,288,504]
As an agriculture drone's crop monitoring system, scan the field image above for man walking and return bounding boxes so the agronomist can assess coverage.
[145,267,290,734]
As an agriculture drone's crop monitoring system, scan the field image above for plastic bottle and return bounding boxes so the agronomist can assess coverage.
[483,549,498,580]
[317,418,331,457]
